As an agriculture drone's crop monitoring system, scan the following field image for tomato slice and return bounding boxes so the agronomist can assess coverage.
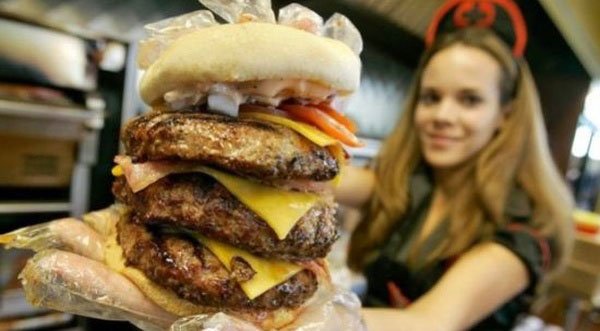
[279,104,364,147]
[312,103,358,133]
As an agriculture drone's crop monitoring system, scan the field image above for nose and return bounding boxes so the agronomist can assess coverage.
[432,98,457,124]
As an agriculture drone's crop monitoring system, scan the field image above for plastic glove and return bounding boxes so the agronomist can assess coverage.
[1,206,366,330]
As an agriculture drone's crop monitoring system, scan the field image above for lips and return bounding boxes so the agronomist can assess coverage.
[424,133,459,148]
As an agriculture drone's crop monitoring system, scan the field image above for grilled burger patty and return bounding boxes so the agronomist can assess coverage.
[113,174,339,260]
[117,214,318,310]
[122,112,339,181]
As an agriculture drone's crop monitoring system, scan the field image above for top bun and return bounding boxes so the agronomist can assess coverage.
[139,22,361,105]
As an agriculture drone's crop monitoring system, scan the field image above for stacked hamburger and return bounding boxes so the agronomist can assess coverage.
[109,14,362,330]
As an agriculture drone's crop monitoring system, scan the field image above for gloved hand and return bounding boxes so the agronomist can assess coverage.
[1,205,366,331]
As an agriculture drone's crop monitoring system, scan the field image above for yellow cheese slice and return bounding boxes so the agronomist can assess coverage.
[193,234,303,300]
[240,112,338,147]
[196,166,319,240]
[0,233,14,245]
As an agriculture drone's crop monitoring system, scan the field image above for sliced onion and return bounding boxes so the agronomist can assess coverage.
[164,89,203,110]
[207,93,240,117]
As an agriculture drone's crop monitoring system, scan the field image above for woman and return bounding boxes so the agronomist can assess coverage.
[338,27,574,330]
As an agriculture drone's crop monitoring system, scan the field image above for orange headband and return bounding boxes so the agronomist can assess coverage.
[425,0,528,57]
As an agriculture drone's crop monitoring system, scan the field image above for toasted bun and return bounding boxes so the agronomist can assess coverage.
[140,22,361,105]
[103,215,302,329]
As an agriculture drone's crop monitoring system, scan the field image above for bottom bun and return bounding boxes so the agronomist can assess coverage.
[103,217,303,330]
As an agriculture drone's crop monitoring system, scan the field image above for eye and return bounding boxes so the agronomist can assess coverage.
[418,90,440,106]
[458,92,483,107]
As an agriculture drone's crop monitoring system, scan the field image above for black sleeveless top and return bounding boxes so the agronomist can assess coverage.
[363,169,551,330]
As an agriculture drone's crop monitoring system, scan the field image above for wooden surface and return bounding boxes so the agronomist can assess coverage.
[554,233,600,303]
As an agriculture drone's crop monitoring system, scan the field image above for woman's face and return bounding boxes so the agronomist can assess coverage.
[414,44,506,169]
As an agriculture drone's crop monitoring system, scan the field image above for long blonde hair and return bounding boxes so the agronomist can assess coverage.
[348,28,573,273]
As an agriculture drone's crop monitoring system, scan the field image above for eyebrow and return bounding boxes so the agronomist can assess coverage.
[419,86,483,94]
[457,88,482,94]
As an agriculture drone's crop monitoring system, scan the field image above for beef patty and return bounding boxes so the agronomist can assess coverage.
[117,214,318,310]
[121,112,339,181]
[113,174,339,261]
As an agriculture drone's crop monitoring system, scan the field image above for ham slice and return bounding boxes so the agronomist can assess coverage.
[114,156,334,194]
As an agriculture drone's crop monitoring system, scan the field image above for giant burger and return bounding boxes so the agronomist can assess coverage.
[108,16,362,330]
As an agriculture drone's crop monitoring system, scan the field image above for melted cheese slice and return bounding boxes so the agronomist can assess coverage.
[193,234,303,300]
[240,112,338,147]
[0,233,14,245]
[198,166,319,240]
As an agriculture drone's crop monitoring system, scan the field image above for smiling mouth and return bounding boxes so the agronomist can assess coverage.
[425,134,459,147]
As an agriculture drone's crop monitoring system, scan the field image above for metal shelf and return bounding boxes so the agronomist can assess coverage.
[0,99,105,216]
[0,288,75,329]
[0,201,71,214]
[0,99,103,129]
[0,288,48,318]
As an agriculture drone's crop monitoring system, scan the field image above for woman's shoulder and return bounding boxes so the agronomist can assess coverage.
[504,185,533,221]
[492,185,554,293]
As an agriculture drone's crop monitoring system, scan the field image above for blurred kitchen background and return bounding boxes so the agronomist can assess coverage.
[0,0,598,330]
